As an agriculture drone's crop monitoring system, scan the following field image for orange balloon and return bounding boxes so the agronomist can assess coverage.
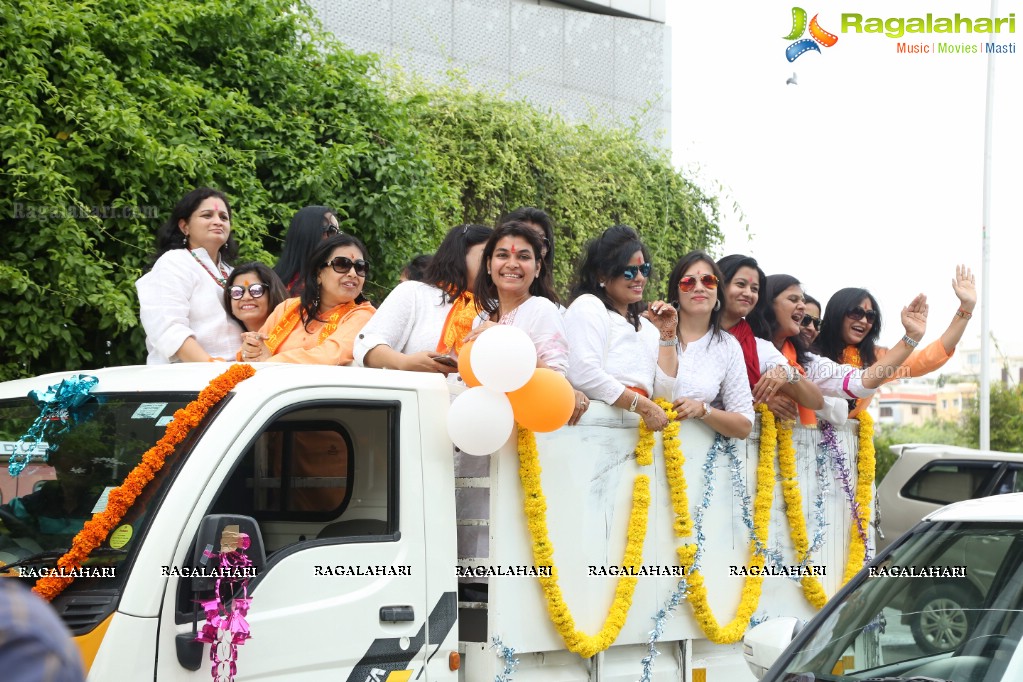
[506,368,575,432]
[458,340,481,388]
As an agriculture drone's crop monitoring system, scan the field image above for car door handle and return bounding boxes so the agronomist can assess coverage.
[380,605,415,622]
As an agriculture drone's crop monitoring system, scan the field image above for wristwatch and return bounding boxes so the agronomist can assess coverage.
[698,402,711,420]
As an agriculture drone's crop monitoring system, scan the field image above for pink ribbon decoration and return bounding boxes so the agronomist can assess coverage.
[195,532,254,681]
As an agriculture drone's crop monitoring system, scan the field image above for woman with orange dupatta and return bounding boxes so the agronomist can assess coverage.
[814,265,976,418]
[747,274,929,424]
[239,234,375,364]
[353,224,493,374]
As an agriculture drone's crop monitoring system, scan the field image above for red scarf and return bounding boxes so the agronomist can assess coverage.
[781,340,817,426]
[727,319,761,390]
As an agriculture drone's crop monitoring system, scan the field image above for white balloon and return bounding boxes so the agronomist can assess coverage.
[447,387,515,456]
[470,325,538,392]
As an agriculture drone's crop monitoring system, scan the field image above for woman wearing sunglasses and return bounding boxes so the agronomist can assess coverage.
[800,295,822,347]
[748,274,930,425]
[273,205,342,297]
[815,265,975,417]
[223,263,288,333]
[653,251,754,439]
[240,234,375,364]
[355,224,493,373]
[564,226,678,429]
[137,187,241,363]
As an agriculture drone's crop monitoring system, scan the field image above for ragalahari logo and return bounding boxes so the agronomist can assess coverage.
[784,7,839,61]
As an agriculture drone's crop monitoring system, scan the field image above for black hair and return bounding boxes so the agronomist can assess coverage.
[498,207,555,282]
[148,187,238,270]
[570,225,650,330]
[273,205,338,296]
[666,250,725,339]
[474,222,558,318]
[816,287,882,365]
[298,234,370,331]
[422,224,493,303]
[747,274,811,367]
[401,254,432,283]
[804,293,821,311]
[223,262,289,330]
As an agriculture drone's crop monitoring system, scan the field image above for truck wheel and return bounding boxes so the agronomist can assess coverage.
[910,583,979,654]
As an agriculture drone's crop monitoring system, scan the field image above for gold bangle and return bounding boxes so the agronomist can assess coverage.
[955,308,973,320]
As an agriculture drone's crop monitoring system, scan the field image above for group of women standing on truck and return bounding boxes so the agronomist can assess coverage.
[136,186,977,431]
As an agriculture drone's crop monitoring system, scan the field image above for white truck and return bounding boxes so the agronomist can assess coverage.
[0,363,866,681]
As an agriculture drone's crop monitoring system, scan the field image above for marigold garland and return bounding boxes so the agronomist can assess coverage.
[641,404,689,536]
[518,427,650,658]
[776,421,828,609]
[844,411,875,584]
[675,403,776,643]
[33,364,257,601]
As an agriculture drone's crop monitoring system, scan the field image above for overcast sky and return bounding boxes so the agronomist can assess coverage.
[666,1,1023,367]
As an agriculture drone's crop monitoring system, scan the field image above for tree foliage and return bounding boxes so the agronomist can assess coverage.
[962,382,1023,454]
[0,0,720,380]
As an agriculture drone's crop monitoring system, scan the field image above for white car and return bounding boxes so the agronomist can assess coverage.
[744,493,1023,681]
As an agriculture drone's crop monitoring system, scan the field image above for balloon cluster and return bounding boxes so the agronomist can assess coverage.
[447,326,575,456]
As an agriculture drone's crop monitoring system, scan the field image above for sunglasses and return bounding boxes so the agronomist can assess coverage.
[800,314,821,330]
[322,225,341,237]
[678,274,719,293]
[322,256,369,277]
[228,283,267,300]
[845,306,878,323]
[622,263,652,280]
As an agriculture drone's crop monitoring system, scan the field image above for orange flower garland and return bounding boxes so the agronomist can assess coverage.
[33,364,256,600]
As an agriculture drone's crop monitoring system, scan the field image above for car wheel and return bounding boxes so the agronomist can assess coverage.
[910,583,979,654]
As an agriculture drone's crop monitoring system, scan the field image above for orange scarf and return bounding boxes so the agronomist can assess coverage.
[437,292,477,355]
[265,299,357,354]
[841,344,864,368]
[781,340,817,426]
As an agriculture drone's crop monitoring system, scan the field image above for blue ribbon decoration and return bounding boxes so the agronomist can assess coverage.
[7,375,98,477]
[491,635,519,682]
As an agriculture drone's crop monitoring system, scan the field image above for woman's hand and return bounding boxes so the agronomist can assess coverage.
[637,397,669,431]
[402,351,456,374]
[671,397,708,421]
[765,393,798,422]
[240,332,270,362]
[461,321,497,345]
[642,300,678,338]
[952,264,976,312]
[752,365,788,404]
[900,293,928,341]
[568,390,590,426]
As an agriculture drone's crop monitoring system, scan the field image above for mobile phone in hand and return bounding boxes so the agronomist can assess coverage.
[432,354,458,368]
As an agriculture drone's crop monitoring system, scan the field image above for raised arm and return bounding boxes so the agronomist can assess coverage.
[860,293,928,388]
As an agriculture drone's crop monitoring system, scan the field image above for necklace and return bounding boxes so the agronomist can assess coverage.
[189,249,229,288]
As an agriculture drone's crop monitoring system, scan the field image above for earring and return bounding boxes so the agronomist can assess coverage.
[487,269,491,275]
[714,299,721,311]
[599,281,606,288]
[181,235,188,247]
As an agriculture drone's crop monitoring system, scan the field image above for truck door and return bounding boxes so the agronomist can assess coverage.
[155,394,431,681]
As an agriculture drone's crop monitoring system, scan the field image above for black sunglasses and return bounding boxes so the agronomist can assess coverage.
[622,263,652,280]
[228,283,267,300]
[322,224,341,237]
[322,256,369,277]
[845,306,878,323]
[800,314,821,330]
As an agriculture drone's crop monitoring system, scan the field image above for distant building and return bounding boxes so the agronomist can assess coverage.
[307,0,671,147]
[956,340,1023,387]
[935,382,978,421]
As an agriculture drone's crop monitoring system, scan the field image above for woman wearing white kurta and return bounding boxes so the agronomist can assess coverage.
[136,188,241,363]
[564,225,678,429]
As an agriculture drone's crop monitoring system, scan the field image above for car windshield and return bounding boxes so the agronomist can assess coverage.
[0,393,221,599]
[778,522,1023,682]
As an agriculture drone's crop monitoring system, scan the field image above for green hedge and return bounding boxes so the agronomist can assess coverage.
[0,0,720,380]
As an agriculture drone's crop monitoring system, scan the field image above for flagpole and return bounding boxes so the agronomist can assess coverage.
[979,0,997,450]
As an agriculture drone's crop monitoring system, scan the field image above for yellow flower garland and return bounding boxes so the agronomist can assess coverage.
[776,421,828,609]
[518,427,650,658]
[845,411,875,584]
[639,407,687,535]
[676,403,776,643]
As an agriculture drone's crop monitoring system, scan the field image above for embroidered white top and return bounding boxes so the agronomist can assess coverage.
[475,296,569,376]
[655,328,754,425]
[564,294,658,404]
[353,281,452,365]
[136,248,240,364]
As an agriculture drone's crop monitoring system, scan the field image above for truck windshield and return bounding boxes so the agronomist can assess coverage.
[777,522,1023,681]
[0,393,219,604]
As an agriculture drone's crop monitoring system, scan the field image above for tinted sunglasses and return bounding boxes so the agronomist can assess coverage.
[322,224,341,237]
[678,274,719,293]
[800,314,821,330]
[622,263,652,280]
[228,283,267,300]
[323,256,369,277]
[845,306,878,323]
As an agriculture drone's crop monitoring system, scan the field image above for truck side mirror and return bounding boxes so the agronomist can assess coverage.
[176,514,267,671]
[742,616,803,679]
